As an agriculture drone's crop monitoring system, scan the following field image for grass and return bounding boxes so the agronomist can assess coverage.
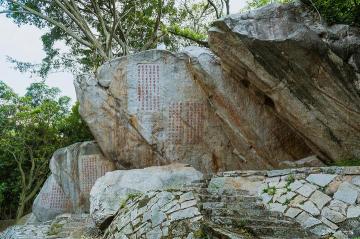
[263,186,276,196]
[331,157,360,166]
[47,222,63,236]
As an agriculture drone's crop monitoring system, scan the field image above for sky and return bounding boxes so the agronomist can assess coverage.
[0,0,248,103]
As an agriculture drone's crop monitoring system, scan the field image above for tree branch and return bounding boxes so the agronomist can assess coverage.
[8,0,93,48]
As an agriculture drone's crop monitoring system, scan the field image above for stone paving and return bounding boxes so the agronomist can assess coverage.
[256,167,360,238]
[103,190,203,239]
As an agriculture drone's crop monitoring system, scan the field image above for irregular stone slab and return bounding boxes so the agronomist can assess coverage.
[32,175,72,222]
[50,141,115,214]
[299,201,320,216]
[310,224,333,237]
[208,1,360,164]
[75,47,313,173]
[321,207,346,223]
[320,217,339,230]
[295,211,322,228]
[90,164,202,227]
[334,182,359,204]
[352,176,360,186]
[347,205,360,218]
[306,174,337,187]
[296,183,317,197]
[269,203,287,213]
[309,190,332,209]
[285,207,302,218]
[328,200,348,215]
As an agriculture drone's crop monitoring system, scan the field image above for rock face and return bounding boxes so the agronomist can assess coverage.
[89,164,203,228]
[208,2,360,163]
[75,46,313,172]
[32,141,115,222]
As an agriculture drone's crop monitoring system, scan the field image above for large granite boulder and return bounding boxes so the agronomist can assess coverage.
[32,175,72,222]
[32,141,115,222]
[89,164,203,228]
[208,1,360,163]
[75,46,313,172]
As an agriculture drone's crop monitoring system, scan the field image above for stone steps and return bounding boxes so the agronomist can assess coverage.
[198,194,260,203]
[248,225,316,239]
[203,207,283,218]
[210,216,298,228]
[196,177,316,239]
[202,222,255,239]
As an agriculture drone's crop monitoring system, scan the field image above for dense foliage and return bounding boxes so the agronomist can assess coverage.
[0,0,229,77]
[0,81,93,220]
[246,0,360,26]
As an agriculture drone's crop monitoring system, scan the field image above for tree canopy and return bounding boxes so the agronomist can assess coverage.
[246,0,360,26]
[0,81,93,220]
[0,0,230,77]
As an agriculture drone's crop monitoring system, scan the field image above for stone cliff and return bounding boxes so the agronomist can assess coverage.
[208,1,360,164]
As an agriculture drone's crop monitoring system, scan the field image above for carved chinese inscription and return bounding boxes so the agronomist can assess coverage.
[40,180,68,209]
[137,64,160,112]
[79,155,113,194]
[169,102,206,144]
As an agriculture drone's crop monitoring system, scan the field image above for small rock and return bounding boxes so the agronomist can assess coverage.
[333,230,349,239]
[299,201,320,216]
[310,224,334,236]
[267,169,291,177]
[277,192,296,204]
[306,174,337,187]
[320,217,339,230]
[352,176,360,186]
[290,195,307,207]
[309,190,332,209]
[179,192,195,203]
[295,211,322,228]
[180,200,197,209]
[269,203,287,213]
[334,182,359,204]
[169,207,200,221]
[260,193,273,204]
[321,207,346,223]
[296,183,317,197]
[289,180,303,191]
[347,205,360,218]
[285,207,302,218]
[328,200,348,215]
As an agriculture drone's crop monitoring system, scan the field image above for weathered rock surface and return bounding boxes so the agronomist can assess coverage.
[89,164,203,228]
[3,167,360,238]
[0,213,101,239]
[75,46,313,172]
[32,141,115,222]
[103,190,203,239]
[208,1,360,163]
[32,175,72,222]
[50,141,116,213]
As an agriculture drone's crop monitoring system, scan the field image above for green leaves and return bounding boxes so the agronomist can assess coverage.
[246,0,360,26]
[1,0,222,77]
[0,81,93,219]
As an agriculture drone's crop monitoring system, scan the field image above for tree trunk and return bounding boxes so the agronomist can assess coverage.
[16,191,26,221]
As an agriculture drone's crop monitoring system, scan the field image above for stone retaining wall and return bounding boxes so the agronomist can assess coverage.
[211,167,360,238]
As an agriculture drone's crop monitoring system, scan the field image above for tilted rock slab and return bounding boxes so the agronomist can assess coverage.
[89,164,203,228]
[208,2,360,163]
[32,141,115,222]
[75,46,312,172]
